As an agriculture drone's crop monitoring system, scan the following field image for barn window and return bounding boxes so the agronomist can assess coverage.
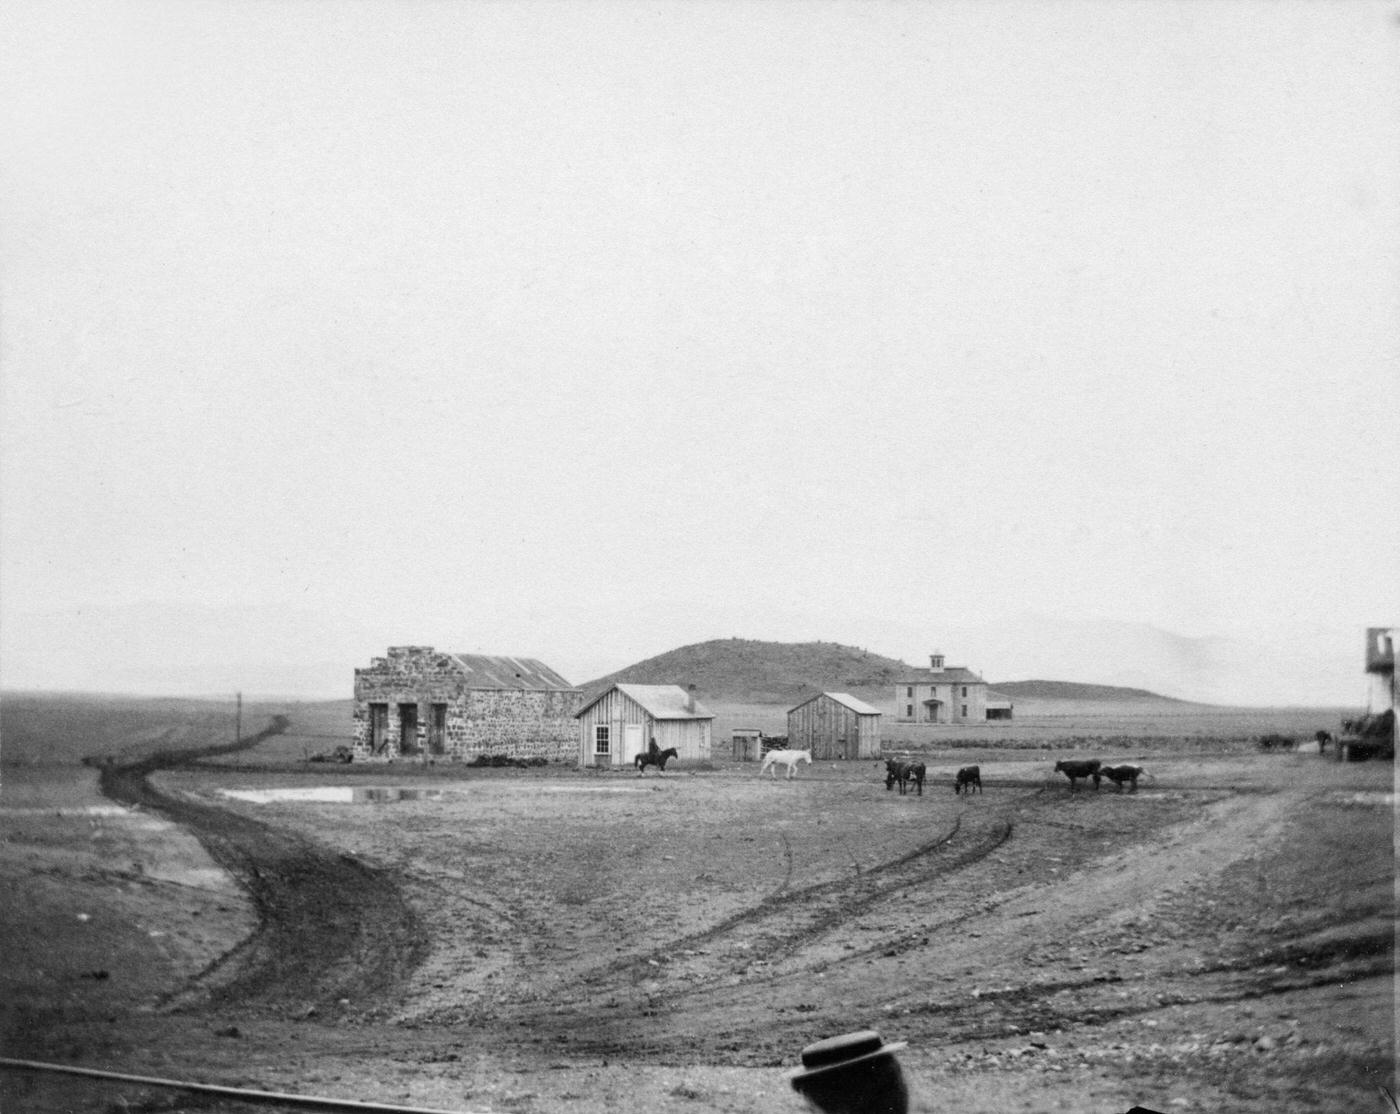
[594,725,610,754]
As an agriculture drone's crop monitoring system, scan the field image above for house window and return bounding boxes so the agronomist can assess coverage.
[906,686,912,698]
[906,704,913,718]
[961,686,968,697]
[594,725,610,754]
[961,704,968,718]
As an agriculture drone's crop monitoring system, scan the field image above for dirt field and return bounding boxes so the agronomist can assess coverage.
[1,700,1394,1114]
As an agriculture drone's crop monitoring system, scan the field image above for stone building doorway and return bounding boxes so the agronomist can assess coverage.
[369,703,388,754]
[399,703,419,755]
[429,703,447,755]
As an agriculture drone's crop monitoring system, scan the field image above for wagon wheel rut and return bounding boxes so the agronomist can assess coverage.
[561,807,1017,1013]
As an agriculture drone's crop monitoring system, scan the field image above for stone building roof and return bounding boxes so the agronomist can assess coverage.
[446,653,577,690]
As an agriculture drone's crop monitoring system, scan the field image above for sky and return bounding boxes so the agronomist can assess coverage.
[2,1,1397,703]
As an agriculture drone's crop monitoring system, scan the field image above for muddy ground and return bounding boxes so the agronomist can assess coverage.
[1,714,1394,1114]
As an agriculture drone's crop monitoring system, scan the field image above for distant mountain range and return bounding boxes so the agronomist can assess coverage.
[581,639,1185,706]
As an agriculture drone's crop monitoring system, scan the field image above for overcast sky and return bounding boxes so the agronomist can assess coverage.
[2,1,1397,699]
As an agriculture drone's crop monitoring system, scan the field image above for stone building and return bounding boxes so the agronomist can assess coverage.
[353,646,579,762]
[894,651,997,724]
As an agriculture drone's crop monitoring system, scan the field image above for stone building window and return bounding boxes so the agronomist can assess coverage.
[594,725,610,755]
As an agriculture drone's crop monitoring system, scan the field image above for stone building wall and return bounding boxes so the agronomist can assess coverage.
[352,646,580,762]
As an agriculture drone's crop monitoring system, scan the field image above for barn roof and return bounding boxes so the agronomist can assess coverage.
[898,665,986,684]
[985,690,1015,708]
[448,654,577,691]
[574,683,714,720]
[789,691,882,716]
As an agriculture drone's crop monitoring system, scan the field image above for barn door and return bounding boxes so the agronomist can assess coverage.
[623,724,644,765]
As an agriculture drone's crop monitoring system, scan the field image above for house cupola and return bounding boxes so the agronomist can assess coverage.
[930,652,945,671]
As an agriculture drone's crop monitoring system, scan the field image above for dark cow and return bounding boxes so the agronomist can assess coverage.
[1100,764,1148,792]
[954,765,982,795]
[1054,758,1101,791]
[885,758,926,796]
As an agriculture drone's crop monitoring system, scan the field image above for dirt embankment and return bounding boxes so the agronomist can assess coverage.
[89,717,427,1014]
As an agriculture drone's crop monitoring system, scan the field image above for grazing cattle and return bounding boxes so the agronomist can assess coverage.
[879,761,924,794]
[954,765,982,795]
[1100,764,1149,792]
[1054,759,1102,791]
[760,748,812,780]
[884,758,926,796]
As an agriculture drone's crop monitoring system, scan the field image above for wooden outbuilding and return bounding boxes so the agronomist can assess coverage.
[786,692,881,760]
[575,683,714,769]
[731,728,764,761]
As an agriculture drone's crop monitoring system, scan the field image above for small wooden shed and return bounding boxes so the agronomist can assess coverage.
[787,692,882,760]
[575,683,714,769]
[731,728,764,761]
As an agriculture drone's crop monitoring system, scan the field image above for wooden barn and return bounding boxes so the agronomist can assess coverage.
[575,683,714,768]
[786,692,881,760]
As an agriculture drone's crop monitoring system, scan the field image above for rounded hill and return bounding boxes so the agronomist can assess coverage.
[580,638,912,704]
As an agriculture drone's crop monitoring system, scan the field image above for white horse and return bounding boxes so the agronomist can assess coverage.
[759,749,812,780]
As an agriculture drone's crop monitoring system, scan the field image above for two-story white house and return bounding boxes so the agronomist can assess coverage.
[894,652,1000,724]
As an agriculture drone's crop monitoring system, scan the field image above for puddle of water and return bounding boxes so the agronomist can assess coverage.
[217,783,658,804]
[217,786,467,804]
[1330,791,1395,807]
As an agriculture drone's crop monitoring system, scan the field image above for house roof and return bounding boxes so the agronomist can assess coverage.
[447,654,577,691]
[790,691,882,716]
[575,683,714,720]
[898,666,986,684]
